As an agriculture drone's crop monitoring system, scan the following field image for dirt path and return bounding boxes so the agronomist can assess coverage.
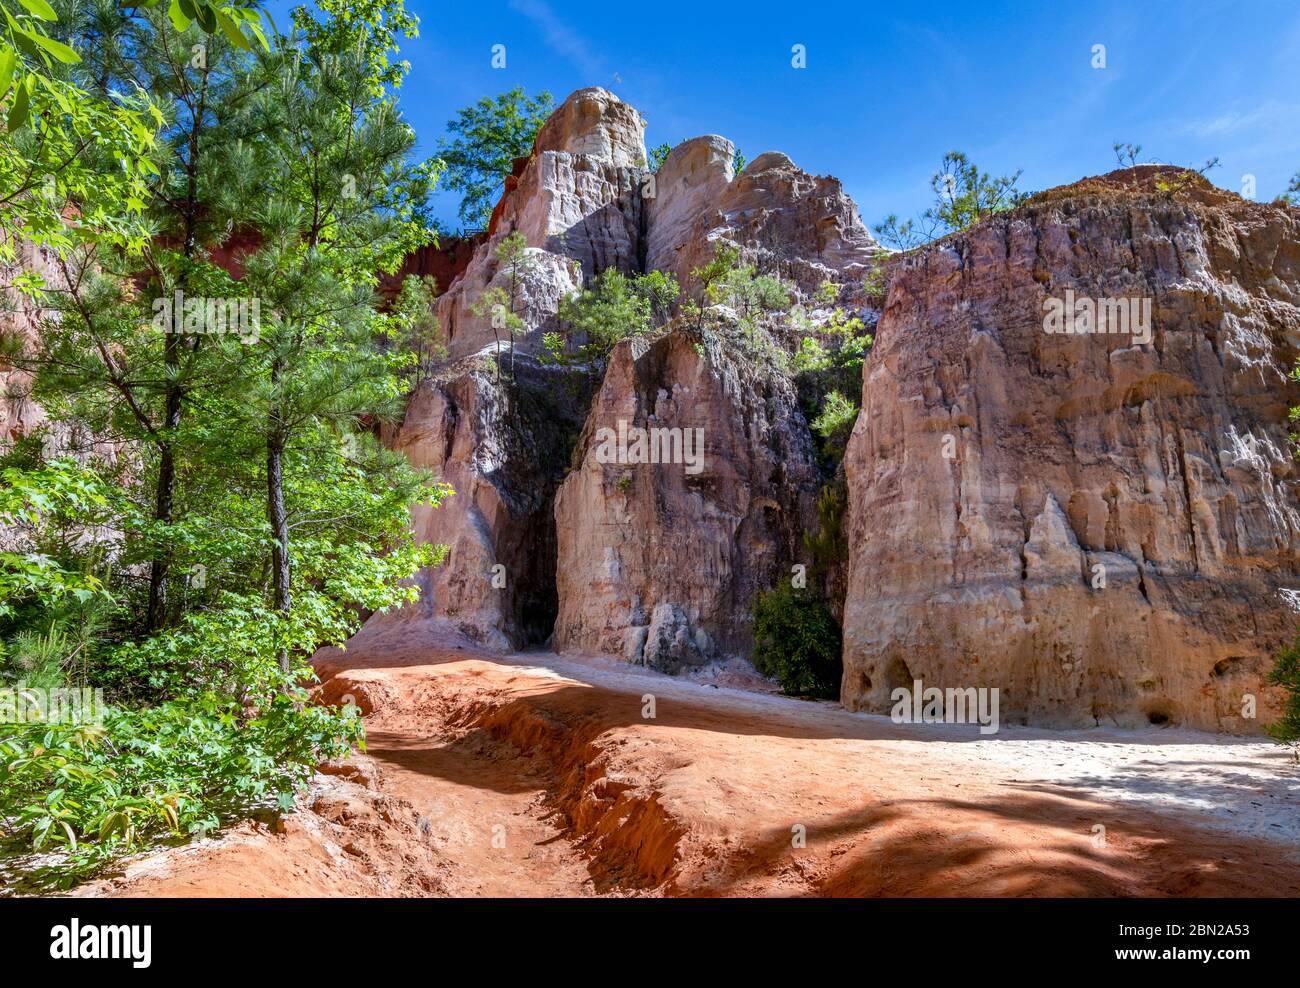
[86,624,1300,898]
[362,723,594,896]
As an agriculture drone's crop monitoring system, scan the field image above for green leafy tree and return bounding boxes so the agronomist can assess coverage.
[0,0,158,261]
[648,141,671,171]
[751,584,842,698]
[634,268,679,326]
[390,273,445,379]
[468,231,535,383]
[0,0,453,883]
[1267,639,1300,760]
[6,2,278,630]
[874,150,1025,249]
[794,308,871,465]
[688,240,741,329]
[436,87,553,230]
[228,0,438,669]
[810,389,857,459]
[557,267,653,357]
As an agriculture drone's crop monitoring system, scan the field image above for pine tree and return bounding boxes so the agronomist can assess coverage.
[225,0,438,668]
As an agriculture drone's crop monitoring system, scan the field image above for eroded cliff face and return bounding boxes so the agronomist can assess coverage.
[375,92,1300,733]
[646,140,880,294]
[435,88,647,360]
[374,87,871,660]
[1,240,55,451]
[841,169,1300,731]
[377,358,589,650]
[552,328,820,669]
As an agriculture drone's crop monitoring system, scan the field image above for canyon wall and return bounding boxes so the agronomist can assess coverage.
[434,88,646,361]
[365,91,1300,735]
[376,358,590,650]
[841,169,1300,731]
[372,87,875,660]
[1,240,55,452]
[551,328,820,669]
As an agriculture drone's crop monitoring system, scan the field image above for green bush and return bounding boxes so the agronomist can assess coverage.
[1267,638,1300,756]
[811,389,858,460]
[751,585,842,699]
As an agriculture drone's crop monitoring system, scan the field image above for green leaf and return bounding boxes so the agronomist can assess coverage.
[167,0,191,32]
[246,18,268,52]
[193,0,217,33]
[26,29,80,65]
[7,74,30,130]
[7,20,45,63]
[215,9,249,51]
[16,0,57,21]
[0,49,15,101]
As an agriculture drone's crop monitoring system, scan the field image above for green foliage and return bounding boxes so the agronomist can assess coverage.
[1267,638,1300,755]
[803,476,848,581]
[794,309,871,465]
[691,240,742,306]
[1112,142,1221,197]
[648,141,671,171]
[557,267,679,360]
[1153,157,1220,198]
[469,233,535,375]
[634,268,680,326]
[861,248,889,298]
[732,147,746,174]
[810,389,857,458]
[694,242,792,318]
[0,0,452,886]
[437,87,554,230]
[471,285,523,335]
[0,459,113,620]
[390,274,446,379]
[874,150,1025,249]
[0,692,361,886]
[751,585,842,699]
[0,0,165,261]
[5,625,67,690]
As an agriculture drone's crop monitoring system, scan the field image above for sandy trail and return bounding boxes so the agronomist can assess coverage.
[89,624,1300,897]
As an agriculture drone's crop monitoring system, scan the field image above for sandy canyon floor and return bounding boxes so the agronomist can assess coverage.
[77,625,1300,898]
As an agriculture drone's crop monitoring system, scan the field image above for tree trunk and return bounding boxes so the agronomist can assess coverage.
[267,354,291,676]
[146,70,208,632]
[266,424,291,675]
[145,333,183,631]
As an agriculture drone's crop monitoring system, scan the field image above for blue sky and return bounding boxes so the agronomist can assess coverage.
[290,0,1300,231]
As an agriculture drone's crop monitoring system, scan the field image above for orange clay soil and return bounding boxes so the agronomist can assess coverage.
[81,628,1300,898]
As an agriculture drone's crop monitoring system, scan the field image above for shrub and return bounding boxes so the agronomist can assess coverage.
[557,268,680,359]
[751,585,842,699]
[811,389,858,460]
[874,150,1025,249]
[1267,638,1300,759]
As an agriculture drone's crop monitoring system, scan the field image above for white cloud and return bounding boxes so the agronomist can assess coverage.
[1182,100,1300,138]
[508,0,605,81]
